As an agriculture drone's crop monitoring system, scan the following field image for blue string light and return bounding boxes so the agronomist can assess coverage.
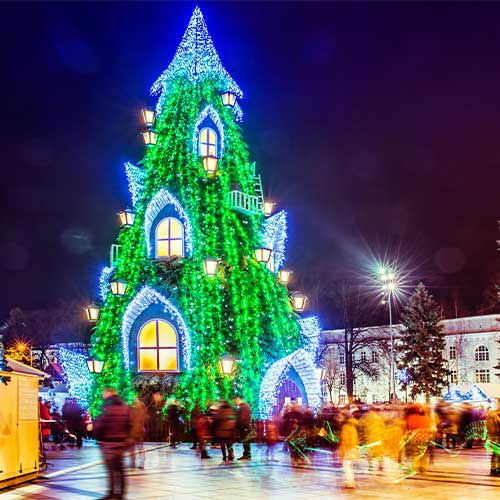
[262,210,287,271]
[59,347,92,408]
[98,266,114,302]
[125,162,146,207]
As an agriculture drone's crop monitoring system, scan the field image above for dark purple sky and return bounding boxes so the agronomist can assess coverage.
[1,2,499,327]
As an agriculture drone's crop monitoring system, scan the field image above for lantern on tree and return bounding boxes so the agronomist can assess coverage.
[290,291,307,312]
[86,357,104,374]
[203,257,220,277]
[254,247,272,264]
[142,129,158,146]
[202,155,219,176]
[84,302,100,322]
[110,278,128,297]
[278,269,292,285]
[141,108,155,127]
[263,200,275,216]
[220,91,237,108]
[219,354,236,375]
[117,208,136,227]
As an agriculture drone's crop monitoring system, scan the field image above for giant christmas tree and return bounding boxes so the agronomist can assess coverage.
[84,7,321,416]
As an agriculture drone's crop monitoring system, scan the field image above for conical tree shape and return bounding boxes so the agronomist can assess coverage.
[89,8,302,414]
[398,283,449,403]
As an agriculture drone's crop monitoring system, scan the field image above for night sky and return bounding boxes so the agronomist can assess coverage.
[1,2,499,327]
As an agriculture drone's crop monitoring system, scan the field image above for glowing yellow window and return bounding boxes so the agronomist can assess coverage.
[138,319,178,372]
[199,127,217,157]
[155,217,184,258]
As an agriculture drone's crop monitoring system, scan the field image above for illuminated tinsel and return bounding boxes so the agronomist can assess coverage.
[59,347,92,408]
[98,266,114,302]
[192,104,225,156]
[121,286,192,370]
[262,210,287,271]
[298,316,321,359]
[151,7,243,117]
[144,188,193,257]
[259,348,321,419]
[125,162,146,207]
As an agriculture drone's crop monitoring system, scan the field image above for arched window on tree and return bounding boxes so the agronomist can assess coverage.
[138,319,178,372]
[475,345,489,362]
[199,127,217,157]
[155,217,184,258]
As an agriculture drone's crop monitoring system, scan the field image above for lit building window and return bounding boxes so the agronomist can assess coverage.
[450,370,458,384]
[199,127,217,157]
[360,351,367,363]
[475,345,489,362]
[340,373,346,385]
[138,319,178,372]
[371,351,378,363]
[449,345,457,360]
[156,217,184,258]
[339,352,345,365]
[339,394,346,404]
[475,369,490,383]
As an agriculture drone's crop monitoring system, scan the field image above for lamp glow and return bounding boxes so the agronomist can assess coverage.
[203,257,220,277]
[141,108,155,127]
[142,129,158,146]
[220,91,237,108]
[110,278,128,297]
[219,354,235,375]
[118,208,136,227]
[202,155,219,175]
[86,357,104,374]
[255,247,272,264]
[291,292,307,312]
[84,302,100,322]
[263,200,276,216]
[278,269,292,285]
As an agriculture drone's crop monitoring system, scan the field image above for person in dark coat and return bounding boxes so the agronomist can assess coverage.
[93,388,132,500]
[235,396,252,460]
[62,398,85,448]
[214,400,236,461]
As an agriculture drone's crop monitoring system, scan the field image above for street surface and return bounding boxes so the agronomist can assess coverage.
[1,443,499,499]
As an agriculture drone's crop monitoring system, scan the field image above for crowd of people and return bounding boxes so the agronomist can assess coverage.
[39,390,500,498]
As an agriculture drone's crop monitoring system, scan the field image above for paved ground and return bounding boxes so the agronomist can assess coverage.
[1,443,500,500]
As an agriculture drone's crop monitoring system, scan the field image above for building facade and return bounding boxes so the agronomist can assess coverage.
[321,314,500,403]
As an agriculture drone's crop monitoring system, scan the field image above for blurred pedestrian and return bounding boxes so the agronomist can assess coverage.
[358,406,384,471]
[197,412,213,459]
[190,404,202,450]
[62,398,85,448]
[93,387,132,500]
[130,398,147,469]
[338,414,359,489]
[214,400,236,461]
[404,404,431,474]
[235,396,252,460]
[167,400,183,448]
[486,406,500,476]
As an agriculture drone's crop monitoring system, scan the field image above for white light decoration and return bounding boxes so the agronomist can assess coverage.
[263,200,276,216]
[278,269,292,285]
[259,348,321,419]
[98,266,114,302]
[110,278,128,296]
[59,348,93,408]
[192,105,225,156]
[202,155,219,176]
[221,91,237,108]
[151,7,243,120]
[203,257,219,277]
[255,247,272,264]
[124,162,145,207]
[298,316,321,357]
[291,291,307,312]
[118,208,136,227]
[121,286,191,370]
[142,108,155,127]
[142,129,158,146]
[84,302,100,322]
[144,188,193,257]
[262,210,287,271]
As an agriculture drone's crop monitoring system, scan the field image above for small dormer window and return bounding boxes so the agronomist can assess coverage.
[199,127,217,157]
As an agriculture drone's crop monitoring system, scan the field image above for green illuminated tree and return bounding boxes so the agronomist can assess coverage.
[398,283,449,403]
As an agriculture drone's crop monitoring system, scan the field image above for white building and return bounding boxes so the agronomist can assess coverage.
[321,314,500,404]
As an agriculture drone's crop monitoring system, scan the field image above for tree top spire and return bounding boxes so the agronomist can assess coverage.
[151,6,242,107]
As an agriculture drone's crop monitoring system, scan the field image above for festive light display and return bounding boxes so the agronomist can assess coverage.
[262,210,287,271]
[298,316,321,358]
[259,348,321,418]
[98,266,114,302]
[144,188,193,257]
[125,162,146,207]
[59,347,93,408]
[192,105,225,156]
[121,286,192,370]
[151,7,243,115]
